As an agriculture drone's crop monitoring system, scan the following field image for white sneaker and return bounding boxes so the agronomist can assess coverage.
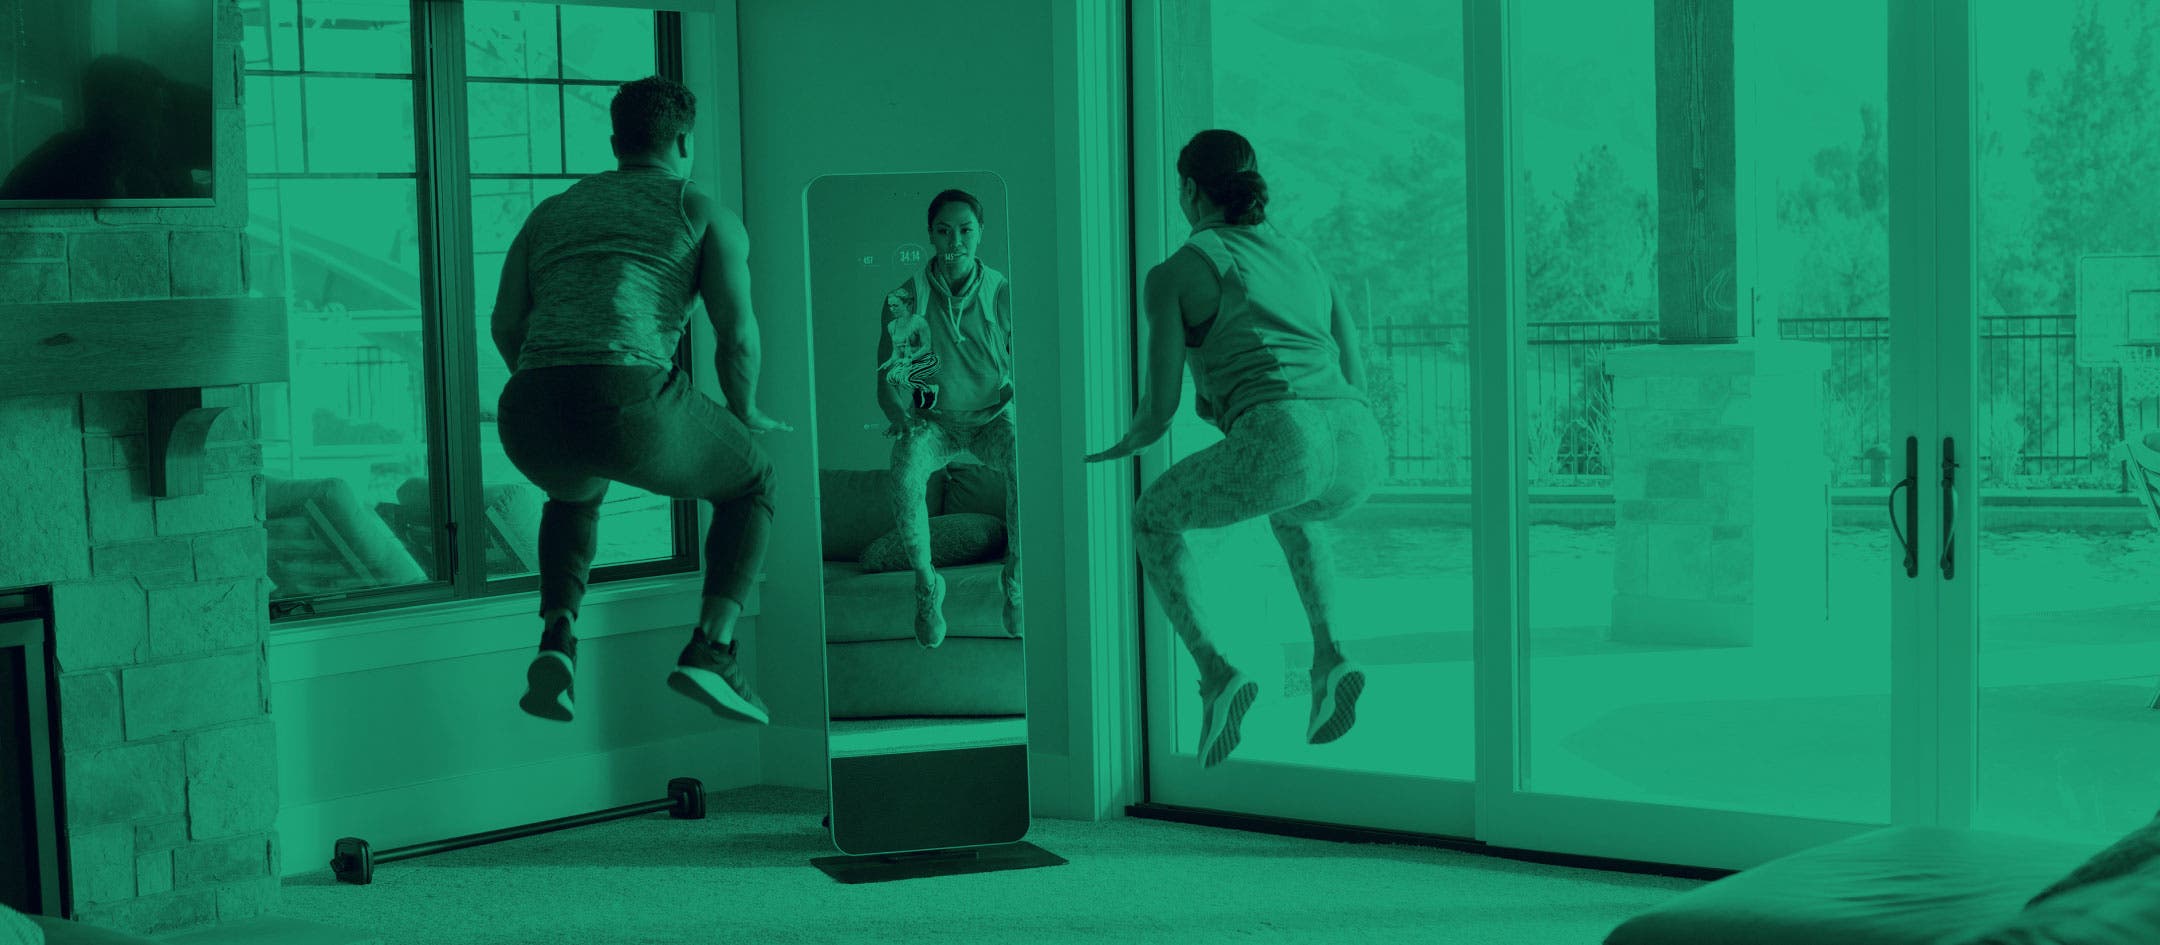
[1197,666,1258,768]
[1307,647,1365,745]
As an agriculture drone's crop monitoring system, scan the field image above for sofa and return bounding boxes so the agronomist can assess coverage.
[264,476,429,596]
[263,475,549,598]
[1607,821,2160,944]
[819,464,1023,720]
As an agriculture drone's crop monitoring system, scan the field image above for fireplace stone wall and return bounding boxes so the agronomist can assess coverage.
[0,2,279,936]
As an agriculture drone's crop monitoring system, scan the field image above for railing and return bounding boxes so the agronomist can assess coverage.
[1369,315,2152,489]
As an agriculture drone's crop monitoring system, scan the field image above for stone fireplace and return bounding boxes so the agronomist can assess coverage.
[0,394,279,939]
[0,2,280,935]
[1,589,64,916]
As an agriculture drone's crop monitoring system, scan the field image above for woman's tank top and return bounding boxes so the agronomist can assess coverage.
[879,262,1013,424]
[1180,222,1365,433]
[516,168,701,372]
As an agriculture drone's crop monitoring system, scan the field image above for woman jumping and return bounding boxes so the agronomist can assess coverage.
[876,189,1021,648]
[1087,130,1383,769]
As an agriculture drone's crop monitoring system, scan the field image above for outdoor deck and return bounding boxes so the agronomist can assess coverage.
[1171,494,2160,843]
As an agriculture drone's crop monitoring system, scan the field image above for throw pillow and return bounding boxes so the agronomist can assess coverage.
[2028,811,2160,907]
[940,463,1008,519]
[0,903,43,945]
[859,513,1007,573]
[820,468,943,562]
[1961,858,2160,945]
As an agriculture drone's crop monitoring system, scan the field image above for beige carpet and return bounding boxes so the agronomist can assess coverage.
[273,785,1699,945]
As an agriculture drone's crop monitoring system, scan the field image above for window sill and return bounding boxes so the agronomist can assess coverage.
[266,573,763,684]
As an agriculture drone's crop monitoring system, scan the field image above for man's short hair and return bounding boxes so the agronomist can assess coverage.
[611,76,696,155]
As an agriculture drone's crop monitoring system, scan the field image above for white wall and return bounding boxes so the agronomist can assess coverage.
[266,7,775,876]
[266,4,1139,860]
[268,581,765,876]
[739,1,1137,819]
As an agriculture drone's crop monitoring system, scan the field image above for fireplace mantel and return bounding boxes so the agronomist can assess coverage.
[0,297,288,497]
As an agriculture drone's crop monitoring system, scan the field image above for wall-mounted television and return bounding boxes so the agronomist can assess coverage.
[0,0,217,208]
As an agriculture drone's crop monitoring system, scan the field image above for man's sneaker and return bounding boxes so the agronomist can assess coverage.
[1307,644,1365,745]
[667,636,770,725]
[915,571,949,649]
[1197,663,1258,768]
[519,619,577,722]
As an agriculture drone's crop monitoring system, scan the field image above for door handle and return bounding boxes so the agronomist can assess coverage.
[1941,437,1959,579]
[1888,436,1918,578]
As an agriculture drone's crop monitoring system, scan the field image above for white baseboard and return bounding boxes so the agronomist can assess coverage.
[758,724,829,790]
[275,727,760,878]
[1026,750,1082,820]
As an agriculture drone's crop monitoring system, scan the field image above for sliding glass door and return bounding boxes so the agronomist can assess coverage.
[1464,0,1939,869]
[1135,0,2158,868]
[1132,0,1478,837]
[1508,0,1898,822]
[1963,0,2160,845]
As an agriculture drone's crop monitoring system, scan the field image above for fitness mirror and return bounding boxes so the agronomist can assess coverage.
[804,172,1029,857]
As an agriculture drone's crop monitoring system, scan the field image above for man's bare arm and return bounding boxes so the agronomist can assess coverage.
[690,190,762,420]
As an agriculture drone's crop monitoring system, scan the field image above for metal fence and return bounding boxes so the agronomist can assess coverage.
[1369,315,2153,488]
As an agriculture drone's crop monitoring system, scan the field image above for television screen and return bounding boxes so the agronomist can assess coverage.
[0,0,216,207]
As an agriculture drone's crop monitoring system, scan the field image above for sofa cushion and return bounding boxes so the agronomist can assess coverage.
[941,462,1007,518]
[1957,858,2160,945]
[820,468,945,562]
[857,513,1006,573]
[0,904,40,945]
[825,637,1025,718]
[822,561,1008,643]
[2028,812,2160,907]
[264,476,428,596]
[1605,827,2097,945]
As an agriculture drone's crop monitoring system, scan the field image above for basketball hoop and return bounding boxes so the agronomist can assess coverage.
[2122,349,2160,403]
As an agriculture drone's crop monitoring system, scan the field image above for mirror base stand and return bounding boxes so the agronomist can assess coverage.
[810,841,1067,884]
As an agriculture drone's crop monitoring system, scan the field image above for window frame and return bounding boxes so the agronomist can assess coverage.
[256,0,700,625]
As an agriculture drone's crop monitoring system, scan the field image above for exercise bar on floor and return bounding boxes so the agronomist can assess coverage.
[329,777,706,885]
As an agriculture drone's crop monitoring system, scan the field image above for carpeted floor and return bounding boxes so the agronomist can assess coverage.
[273,785,1700,945]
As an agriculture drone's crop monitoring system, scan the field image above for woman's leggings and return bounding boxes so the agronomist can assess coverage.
[1133,398,1384,666]
[497,364,776,620]
[889,407,1021,599]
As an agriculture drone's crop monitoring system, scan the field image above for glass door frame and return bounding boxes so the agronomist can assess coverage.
[1926,0,1978,834]
[1127,0,1476,840]
[1131,0,1979,870]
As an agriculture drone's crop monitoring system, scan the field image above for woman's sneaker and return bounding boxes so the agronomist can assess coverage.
[668,636,770,725]
[1197,663,1258,768]
[915,571,949,648]
[1307,645,1365,745]
[519,619,577,722]
[1001,569,1023,638]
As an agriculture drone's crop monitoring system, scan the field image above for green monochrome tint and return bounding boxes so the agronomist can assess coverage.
[1155,0,2160,846]
[240,1,682,611]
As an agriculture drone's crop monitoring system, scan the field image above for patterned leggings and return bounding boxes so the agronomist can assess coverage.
[889,407,1022,611]
[1134,398,1384,669]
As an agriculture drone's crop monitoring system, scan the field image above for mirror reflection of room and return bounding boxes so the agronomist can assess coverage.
[878,188,1022,647]
[807,172,1026,762]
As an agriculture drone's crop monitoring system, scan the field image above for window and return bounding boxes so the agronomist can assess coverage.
[242,0,694,620]
[465,3,685,581]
